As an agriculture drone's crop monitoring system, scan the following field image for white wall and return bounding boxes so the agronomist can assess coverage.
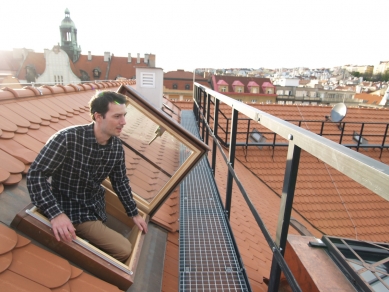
[279,78,299,87]
[37,48,80,84]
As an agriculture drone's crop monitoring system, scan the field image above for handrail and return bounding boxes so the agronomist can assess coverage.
[196,83,389,200]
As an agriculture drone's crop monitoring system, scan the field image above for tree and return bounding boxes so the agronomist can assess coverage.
[351,71,360,78]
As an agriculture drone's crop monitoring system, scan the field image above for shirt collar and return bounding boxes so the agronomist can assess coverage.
[86,122,114,149]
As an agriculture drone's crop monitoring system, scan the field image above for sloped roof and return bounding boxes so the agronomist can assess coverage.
[261,82,274,88]
[73,54,109,80]
[0,80,183,291]
[355,93,384,104]
[16,52,46,80]
[213,102,389,243]
[299,80,310,86]
[212,75,273,94]
[164,70,206,81]
[108,56,148,80]
[247,81,259,87]
[2,84,389,291]
[0,223,121,291]
[232,80,244,86]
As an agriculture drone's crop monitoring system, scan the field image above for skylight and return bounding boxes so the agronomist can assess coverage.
[322,236,389,291]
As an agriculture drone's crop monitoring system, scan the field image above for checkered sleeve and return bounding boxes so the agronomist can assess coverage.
[27,133,67,220]
[109,147,138,217]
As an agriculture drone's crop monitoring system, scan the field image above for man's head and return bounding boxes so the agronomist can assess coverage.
[89,91,128,143]
[89,91,127,121]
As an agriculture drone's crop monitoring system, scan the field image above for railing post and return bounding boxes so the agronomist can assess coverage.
[197,87,202,132]
[356,123,365,152]
[268,141,301,292]
[205,93,211,146]
[211,99,220,176]
[245,119,251,154]
[201,90,206,141]
[226,119,229,144]
[225,108,238,220]
[193,85,198,119]
[380,124,389,159]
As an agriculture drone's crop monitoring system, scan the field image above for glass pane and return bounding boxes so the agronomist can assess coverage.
[120,104,193,203]
[371,279,388,292]
[348,261,363,271]
[360,270,377,283]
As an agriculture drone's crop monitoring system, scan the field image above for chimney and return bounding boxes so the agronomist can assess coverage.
[136,67,163,109]
[137,53,140,64]
[144,53,149,64]
[128,53,131,63]
[44,49,50,59]
[104,52,110,62]
[88,51,92,61]
[148,54,156,67]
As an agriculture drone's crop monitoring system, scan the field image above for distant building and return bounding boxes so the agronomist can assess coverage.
[373,61,389,75]
[0,9,155,85]
[163,69,209,101]
[210,75,277,104]
[343,64,374,75]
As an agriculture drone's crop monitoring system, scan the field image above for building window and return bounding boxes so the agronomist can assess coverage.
[173,84,178,89]
[237,99,243,102]
[185,84,190,90]
[252,87,258,93]
[286,101,293,105]
[278,101,285,105]
[54,75,63,85]
[266,100,272,104]
[251,99,257,103]
[235,86,243,93]
[220,87,227,92]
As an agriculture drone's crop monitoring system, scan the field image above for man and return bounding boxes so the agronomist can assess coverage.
[27,91,148,262]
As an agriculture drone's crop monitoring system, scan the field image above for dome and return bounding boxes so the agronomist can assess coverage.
[60,8,76,28]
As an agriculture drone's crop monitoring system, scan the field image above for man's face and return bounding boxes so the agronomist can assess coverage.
[97,102,127,137]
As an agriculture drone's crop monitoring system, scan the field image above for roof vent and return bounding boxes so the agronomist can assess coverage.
[140,72,155,88]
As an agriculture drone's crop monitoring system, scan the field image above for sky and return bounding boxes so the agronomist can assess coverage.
[1,0,388,73]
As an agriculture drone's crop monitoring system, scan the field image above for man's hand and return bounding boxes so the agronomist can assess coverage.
[132,215,148,234]
[50,213,76,242]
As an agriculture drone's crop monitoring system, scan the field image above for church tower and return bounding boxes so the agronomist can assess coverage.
[59,8,81,63]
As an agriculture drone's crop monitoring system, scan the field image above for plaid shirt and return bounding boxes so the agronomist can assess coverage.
[27,123,138,223]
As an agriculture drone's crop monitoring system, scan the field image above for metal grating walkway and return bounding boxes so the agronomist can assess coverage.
[179,111,249,292]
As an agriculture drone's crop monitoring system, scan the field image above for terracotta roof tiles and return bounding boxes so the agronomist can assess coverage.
[0,223,122,291]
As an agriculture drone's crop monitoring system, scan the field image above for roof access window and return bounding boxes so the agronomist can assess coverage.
[322,236,389,291]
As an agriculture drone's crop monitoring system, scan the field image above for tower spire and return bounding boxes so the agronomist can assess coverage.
[59,8,81,62]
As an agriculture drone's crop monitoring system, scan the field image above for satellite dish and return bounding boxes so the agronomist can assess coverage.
[330,103,347,122]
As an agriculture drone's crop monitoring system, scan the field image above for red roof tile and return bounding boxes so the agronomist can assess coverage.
[0,224,121,291]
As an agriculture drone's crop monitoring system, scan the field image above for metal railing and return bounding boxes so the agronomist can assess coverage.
[206,113,389,159]
[192,82,389,292]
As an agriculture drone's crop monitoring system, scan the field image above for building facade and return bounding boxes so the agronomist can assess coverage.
[163,70,209,101]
